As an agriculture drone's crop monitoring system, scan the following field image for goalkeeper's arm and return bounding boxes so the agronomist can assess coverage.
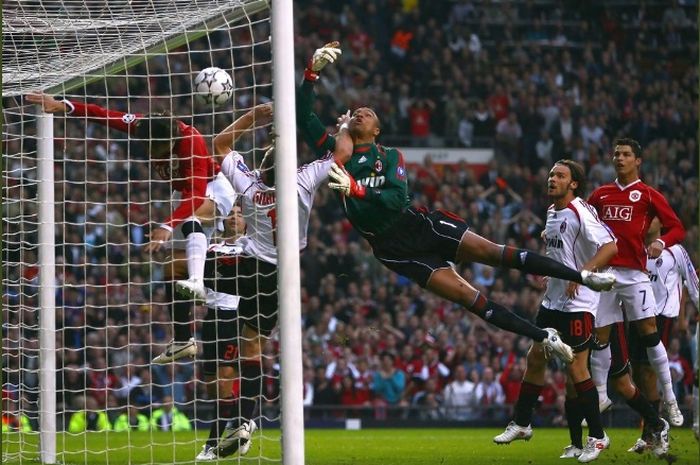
[297,42,342,157]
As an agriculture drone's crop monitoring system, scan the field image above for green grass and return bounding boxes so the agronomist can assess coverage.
[2,428,698,464]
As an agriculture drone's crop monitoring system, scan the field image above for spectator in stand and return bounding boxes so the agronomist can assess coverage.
[113,403,150,432]
[150,395,191,432]
[68,396,111,433]
[474,367,506,418]
[443,365,476,421]
[372,352,406,409]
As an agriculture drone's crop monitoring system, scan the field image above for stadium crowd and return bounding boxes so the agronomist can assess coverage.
[2,0,697,430]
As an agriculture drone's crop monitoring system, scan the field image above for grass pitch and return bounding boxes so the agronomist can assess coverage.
[2,428,698,464]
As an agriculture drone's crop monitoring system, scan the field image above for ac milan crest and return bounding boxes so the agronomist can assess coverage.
[374,159,383,172]
[560,220,567,233]
[656,258,663,267]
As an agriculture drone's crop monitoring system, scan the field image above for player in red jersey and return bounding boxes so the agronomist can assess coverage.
[587,138,686,426]
[26,93,239,363]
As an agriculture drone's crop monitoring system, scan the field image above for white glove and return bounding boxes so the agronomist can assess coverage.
[311,42,342,72]
[328,162,351,195]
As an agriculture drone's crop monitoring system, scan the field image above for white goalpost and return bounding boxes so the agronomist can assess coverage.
[2,1,303,464]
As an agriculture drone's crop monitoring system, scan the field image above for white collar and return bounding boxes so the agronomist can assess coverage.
[614,178,642,191]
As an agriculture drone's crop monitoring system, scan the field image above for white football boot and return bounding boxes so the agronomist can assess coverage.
[152,337,197,364]
[580,270,615,291]
[542,328,574,363]
[493,421,533,444]
[560,445,583,459]
[577,433,610,463]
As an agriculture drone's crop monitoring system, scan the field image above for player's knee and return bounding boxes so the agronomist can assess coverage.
[639,332,661,348]
[181,218,204,237]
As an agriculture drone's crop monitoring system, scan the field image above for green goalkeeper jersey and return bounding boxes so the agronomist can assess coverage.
[297,80,410,236]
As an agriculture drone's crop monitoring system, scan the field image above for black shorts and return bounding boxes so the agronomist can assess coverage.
[535,306,594,352]
[206,253,278,336]
[628,315,674,364]
[201,307,239,376]
[368,207,470,288]
[606,321,631,378]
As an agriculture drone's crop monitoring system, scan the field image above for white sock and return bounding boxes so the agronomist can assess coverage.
[645,341,676,402]
[590,345,611,403]
[186,232,207,281]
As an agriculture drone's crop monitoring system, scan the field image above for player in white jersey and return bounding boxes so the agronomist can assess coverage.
[494,160,618,462]
[626,218,699,452]
[207,108,354,457]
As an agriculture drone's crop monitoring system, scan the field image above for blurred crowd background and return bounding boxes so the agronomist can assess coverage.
[2,0,697,430]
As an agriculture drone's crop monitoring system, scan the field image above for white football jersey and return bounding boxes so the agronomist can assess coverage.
[647,244,699,318]
[220,151,333,264]
[542,197,616,314]
[205,241,243,311]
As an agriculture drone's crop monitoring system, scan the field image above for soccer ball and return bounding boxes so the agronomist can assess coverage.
[193,67,233,106]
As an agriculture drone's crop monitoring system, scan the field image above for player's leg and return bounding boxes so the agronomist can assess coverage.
[562,382,584,458]
[176,200,216,299]
[217,256,276,457]
[621,277,683,426]
[199,306,238,459]
[493,342,543,444]
[425,268,573,362]
[589,289,621,410]
[153,249,196,363]
[177,173,235,299]
[454,230,615,291]
[570,347,609,462]
[629,315,668,415]
[607,322,670,456]
[217,323,264,457]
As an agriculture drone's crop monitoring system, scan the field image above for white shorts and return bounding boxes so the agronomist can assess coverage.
[171,172,235,249]
[595,267,658,327]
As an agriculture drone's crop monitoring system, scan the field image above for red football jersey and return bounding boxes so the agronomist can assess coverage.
[65,100,219,229]
[588,179,685,271]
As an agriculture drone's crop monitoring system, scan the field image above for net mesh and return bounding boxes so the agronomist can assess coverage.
[2,1,279,464]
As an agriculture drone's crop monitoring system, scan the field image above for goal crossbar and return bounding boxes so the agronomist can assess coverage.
[2,0,269,97]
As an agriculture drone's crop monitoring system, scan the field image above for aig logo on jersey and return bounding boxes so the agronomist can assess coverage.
[629,190,642,202]
[602,205,633,221]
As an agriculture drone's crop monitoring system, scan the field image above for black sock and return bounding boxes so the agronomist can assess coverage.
[206,397,236,447]
[513,381,543,426]
[501,246,582,283]
[575,378,604,439]
[165,282,191,342]
[470,294,548,341]
[565,398,584,449]
[239,361,262,424]
[626,387,662,429]
[651,398,661,414]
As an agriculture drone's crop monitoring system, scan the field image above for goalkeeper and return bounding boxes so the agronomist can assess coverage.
[26,93,244,365]
[298,43,619,363]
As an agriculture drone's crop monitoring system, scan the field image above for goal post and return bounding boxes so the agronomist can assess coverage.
[36,113,56,465]
[2,1,304,464]
[270,1,305,465]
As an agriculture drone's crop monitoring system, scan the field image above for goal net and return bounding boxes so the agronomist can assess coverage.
[2,1,287,464]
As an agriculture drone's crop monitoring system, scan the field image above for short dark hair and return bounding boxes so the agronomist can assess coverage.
[613,137,642,158]
[554,159,586,197]
[134,112,176,157]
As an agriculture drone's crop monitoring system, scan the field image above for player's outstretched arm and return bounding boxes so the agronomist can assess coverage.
[213,103,273,160]
[297,42,341,157]
[27,92,140,134]
[26,93,68,113]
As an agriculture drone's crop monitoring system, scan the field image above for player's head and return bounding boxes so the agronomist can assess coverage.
[349,107,381,141]
[259,144,275,187]
[135,112,177,169]
[549,159,586,200]
[223,205,245,240]
[612,137,642,177]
